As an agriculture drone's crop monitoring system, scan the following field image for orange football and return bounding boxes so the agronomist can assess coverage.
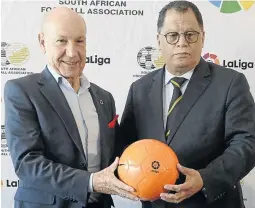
[118,139,179,200]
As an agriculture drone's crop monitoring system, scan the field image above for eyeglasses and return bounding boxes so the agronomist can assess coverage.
[161,31,200,45]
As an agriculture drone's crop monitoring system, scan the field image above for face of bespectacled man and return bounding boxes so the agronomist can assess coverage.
[157,8,205,74]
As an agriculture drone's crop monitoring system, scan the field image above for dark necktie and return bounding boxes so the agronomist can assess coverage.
[165,77,187,140]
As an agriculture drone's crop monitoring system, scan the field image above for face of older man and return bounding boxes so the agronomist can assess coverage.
[39,8,86,80]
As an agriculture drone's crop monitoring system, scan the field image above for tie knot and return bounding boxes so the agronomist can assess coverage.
[170,77,187,88]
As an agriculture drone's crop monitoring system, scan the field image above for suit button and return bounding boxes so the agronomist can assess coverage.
[201,187,208,198]
[81,163,86,169]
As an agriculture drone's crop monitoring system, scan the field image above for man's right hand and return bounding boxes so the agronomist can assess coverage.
[92,157,139,201]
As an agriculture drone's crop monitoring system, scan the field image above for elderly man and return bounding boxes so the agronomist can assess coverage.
[120,1,255,208]
[4,7,137,208]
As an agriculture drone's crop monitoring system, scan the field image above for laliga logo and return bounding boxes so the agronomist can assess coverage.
[209,0,254,13]
[86,55,110,66]
[1,180,20,188]
[203,53,254,70]
[152,161,160,170]
[151,161,160,173]
[203,53,220,65]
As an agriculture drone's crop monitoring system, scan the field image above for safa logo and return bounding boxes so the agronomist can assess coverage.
[203,52,254,70]
[209,0,254,13]
[137,46,164,70]
[1,42,29,66]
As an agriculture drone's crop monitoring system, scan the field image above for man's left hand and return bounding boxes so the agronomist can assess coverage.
[160,164,203,204]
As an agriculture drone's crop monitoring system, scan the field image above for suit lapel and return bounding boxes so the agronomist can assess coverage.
[89,84,109,169]
[167,58,211,145]
[148,69,165,143]
[37,68,86,159]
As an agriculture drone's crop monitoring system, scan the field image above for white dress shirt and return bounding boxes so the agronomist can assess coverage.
[163,67,194,129]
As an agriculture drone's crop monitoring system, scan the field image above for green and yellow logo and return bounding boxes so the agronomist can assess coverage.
[1,42,30,66]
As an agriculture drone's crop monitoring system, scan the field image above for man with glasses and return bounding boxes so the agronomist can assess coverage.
[120,1,255,208]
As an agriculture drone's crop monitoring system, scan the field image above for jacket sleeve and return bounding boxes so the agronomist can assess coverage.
[4,80,91,206]
[198,72,255,204]
[119,83,138,154]
[108,92,121,160]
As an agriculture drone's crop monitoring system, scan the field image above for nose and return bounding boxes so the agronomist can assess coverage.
[176,34,188,48]
[66,42,78,57]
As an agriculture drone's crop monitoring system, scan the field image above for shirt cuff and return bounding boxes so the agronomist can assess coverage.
[88,173,94,193]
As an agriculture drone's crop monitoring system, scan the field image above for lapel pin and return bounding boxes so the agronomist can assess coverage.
[100,100,104,105]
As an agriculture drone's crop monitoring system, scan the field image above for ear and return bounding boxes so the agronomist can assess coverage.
[38,33,46,54]
[157,34,161,50]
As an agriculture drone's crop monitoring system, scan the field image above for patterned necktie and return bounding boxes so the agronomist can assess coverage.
[165,77,187,140]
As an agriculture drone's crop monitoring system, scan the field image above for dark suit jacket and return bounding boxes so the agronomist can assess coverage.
[120,58,255,208]
[4,67,118,208]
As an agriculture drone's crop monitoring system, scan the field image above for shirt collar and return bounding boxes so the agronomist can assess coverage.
[164,65,194,86]
[47,64,90,90]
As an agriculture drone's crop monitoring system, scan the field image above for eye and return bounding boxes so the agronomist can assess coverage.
[77,39,85,43]
[186,32,195,37]
[168,33,179,38]
[57,39,67,43]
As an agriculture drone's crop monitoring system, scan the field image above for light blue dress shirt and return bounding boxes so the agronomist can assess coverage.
[47,66,100,195]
